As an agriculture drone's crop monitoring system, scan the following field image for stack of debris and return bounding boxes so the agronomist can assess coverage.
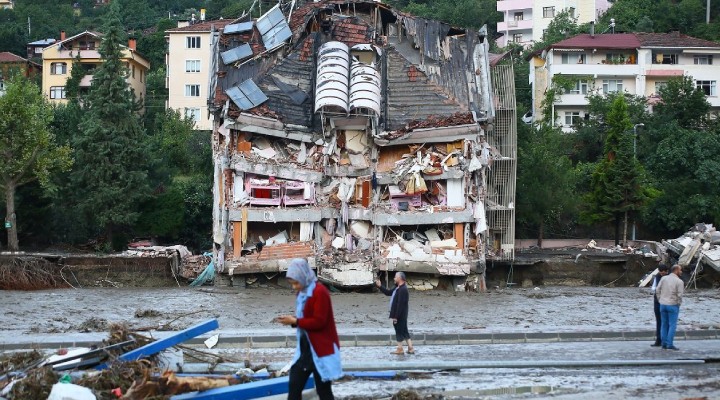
[664,223,720,286]
[180,254,213,281]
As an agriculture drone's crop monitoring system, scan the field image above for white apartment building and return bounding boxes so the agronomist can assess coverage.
[496,0,610,47]
[528,32,720,130]
[166,19,231,131]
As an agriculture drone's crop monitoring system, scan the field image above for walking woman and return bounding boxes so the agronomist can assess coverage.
[375,271,415,355]
[277,258,342,399]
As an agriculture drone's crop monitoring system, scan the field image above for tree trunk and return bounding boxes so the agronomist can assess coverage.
[5,183,19,252]
[537,220,544,248]
[622,210,628,247]
[614,214,620,246]
[105,223,113,251]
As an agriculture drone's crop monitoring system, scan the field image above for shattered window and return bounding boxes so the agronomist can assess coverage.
[694,55,713,65]
[51,62,67,75]
[696,80,717,96]
[543,6,555,18]
[185,84,200,97]
[186,59,201,73]
[50,86,66,99]
[186,36,201,49]
[602,79,623,94]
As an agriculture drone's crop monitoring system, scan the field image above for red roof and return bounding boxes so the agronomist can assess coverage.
[166,19,234,33]
[551,34,641,50]
[635,32,720,48]
[0,52,29,63]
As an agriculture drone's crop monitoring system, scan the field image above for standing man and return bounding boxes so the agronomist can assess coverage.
[656,264,684,350]
[375,272,415,355]
[650,264,669,347]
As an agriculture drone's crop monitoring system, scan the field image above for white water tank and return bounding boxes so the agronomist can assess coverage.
[349,60,381,115]
[314,41,350,113]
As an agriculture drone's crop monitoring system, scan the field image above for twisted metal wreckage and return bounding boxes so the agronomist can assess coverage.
[208,0,517,290]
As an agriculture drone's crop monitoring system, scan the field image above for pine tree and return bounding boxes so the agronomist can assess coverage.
[70,2,150,248]
[583,96,649,245]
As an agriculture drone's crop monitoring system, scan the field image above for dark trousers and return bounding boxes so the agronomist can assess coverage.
[288,363,334,400]
[653,300,661,344]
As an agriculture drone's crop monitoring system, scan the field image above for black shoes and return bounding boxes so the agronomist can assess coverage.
[667,346,680,351]
[651,342,662,347]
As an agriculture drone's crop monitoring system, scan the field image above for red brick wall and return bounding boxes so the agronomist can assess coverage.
[257,242,314,261]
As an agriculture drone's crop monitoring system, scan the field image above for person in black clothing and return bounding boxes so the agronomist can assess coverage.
[375,272,415,355]
[651,264,670,347]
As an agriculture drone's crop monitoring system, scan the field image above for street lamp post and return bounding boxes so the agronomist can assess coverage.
[632,123,644,241]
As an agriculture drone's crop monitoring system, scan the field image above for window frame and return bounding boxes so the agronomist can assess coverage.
[51,62,67,75]
[49,86,66,99]
[694,55,713,65]
[543,6,555,18]
[602,79,624,94]
[186,36,201,49]
[513,12,524,21]
[561,53,586,64]
[696,80,717,96]
[564,111,582,126]
[185,107,201,123]
[566,80,589,95]
[185,84,201,97]
[185,59,201,73]
[512,33,523,43]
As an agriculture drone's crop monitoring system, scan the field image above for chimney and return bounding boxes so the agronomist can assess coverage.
[590,21,595,38]
[60,30,66,41]
[128,38,137,50]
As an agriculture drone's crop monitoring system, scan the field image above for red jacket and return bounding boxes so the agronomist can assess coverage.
[296,283,340,357]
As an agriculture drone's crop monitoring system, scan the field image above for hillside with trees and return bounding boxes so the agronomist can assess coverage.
[1,0,719,251]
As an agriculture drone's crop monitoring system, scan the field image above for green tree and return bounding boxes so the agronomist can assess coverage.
[70,2,150,248]
[0,75,72,251]
[582,96,649,245]
[653,75,710,130]
[516,122,576,246]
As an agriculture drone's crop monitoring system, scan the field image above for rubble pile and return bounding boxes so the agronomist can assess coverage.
[386,112,476,138]
[0,319,280,400]
[180,254,212,281]
[664,223,720,285]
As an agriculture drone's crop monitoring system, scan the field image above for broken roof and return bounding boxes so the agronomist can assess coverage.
[213,0,492,132]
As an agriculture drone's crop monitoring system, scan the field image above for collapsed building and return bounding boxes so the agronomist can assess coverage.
[208,0,517,290]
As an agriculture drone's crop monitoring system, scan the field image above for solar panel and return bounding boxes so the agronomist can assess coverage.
[221,44,253,65]
[223,21,254,34]
[226,79,268,111]
[256,5,292,50]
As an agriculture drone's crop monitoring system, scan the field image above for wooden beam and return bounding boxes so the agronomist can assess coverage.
[170,375,313,399]
[454,223,464,250]
[233,221,242,259]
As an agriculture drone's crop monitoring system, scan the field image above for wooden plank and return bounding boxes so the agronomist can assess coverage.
[118,319,219,363]
[233,221,242,259]
[170,376,313,400]
[454,224,464,250]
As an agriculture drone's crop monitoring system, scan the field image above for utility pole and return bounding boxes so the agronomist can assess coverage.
[631,123,644,242]
[708,0,712,24]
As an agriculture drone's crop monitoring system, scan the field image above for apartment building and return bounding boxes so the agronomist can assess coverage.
[529,32,720,130]
[41,31,150,105]
[206,0,517,290]
[496,0,610,47]
[165,19,231,131]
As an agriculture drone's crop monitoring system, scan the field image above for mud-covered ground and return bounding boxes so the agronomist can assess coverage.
[1,286,719,336]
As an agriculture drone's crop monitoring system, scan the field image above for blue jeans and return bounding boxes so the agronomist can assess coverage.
[660,304,680,348]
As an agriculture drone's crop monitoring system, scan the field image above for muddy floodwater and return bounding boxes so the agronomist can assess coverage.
[1,286,719,336]
[2,286,720,399]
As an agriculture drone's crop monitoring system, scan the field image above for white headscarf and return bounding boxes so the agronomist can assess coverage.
[286,258,317,290]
